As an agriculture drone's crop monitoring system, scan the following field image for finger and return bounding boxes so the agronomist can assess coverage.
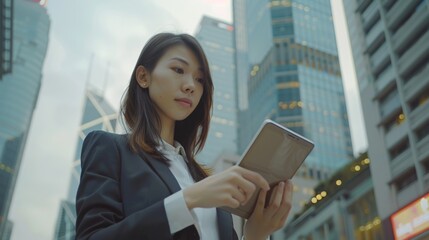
[268,183,280,206]
[284,180,293,203]
[237,186,251,206]
[225,196,241,209]
[229,185,247,204]
[269,182,285,210]
[254,189,268,215]
[239,167,270,191]
[234,176,257,200]
[273,180,293,220]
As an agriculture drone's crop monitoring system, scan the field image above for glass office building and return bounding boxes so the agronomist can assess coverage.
[0,0,13,79]
[0,0,49,237]
[344,0,429,238]
[54,88,117,240]
[233,0,353,179]
[195,16,238,165]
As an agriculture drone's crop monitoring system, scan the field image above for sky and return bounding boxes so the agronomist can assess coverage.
[8,0,367,239]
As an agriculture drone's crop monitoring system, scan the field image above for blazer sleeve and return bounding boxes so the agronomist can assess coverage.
[75,131,172,240]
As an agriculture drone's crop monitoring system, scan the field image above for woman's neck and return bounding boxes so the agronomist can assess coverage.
[160,120,175,146]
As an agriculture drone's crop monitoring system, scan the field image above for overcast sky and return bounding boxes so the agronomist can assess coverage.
[8,1,367,239]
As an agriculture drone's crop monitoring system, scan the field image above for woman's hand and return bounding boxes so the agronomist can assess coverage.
[243,180,293,240]
[183,166,270,209]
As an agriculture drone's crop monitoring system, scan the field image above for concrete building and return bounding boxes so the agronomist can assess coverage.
[53,88,117,240]
[283,153,384,240]
[0,0,49,237]
[343,0,429,238]
[195,16,238,166]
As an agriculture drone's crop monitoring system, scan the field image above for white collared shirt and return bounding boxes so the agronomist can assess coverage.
[160,141,220,240]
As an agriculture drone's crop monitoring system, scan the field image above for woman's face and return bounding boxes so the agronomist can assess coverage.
[143,44,204,127]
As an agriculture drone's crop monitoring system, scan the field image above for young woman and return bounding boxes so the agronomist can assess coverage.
[75,33,293,240]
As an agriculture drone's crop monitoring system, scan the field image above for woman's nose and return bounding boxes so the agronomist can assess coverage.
[183,75,195,93]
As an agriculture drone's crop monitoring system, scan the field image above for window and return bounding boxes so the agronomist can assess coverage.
[388,137,409,160]
[415,120,429,141]
[394,169,417,192]
[408,86,429,111]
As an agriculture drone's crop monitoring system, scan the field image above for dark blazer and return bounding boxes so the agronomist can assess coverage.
[75,130,238,240]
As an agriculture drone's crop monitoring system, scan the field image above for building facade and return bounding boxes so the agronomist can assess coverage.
[195,16,238,165]
[0,0,49,236]
[343,0,429,238]
[283,153,384,240]
[0,0,13,79]
[54,88,117,240]
[233,0,353,180]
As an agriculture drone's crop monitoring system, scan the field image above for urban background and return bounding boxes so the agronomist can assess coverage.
[0,0,428,239]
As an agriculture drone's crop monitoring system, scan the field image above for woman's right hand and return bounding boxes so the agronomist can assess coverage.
[183,166,270,209]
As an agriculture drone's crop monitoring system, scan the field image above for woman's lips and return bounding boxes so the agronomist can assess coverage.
[175,98,192,107]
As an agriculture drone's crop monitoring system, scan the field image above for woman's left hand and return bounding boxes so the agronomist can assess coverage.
[243,180,293,240]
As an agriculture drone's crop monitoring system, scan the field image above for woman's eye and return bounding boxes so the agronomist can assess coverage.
[172,67,184,74]
[196,78,204,83]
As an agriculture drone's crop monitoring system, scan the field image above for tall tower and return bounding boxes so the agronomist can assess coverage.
[233,0,353,179]
[344,0,429,238]
[54,88,117,240]
[0,0,49,237]
[195,16,238,165]
[0,0,13,79]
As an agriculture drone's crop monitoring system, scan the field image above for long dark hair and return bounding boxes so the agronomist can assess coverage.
[120,33,213,180]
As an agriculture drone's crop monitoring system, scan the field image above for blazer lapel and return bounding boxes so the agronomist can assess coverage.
[138,151,201,239]
[138,151,181,194]
[217,208,234,240]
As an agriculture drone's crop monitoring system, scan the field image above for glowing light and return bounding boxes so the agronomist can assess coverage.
[311,197,317,203]
[373,218,381,225]
[321,191,327,197]
[336,180,342,186]
[362,158,370,165]
[316,194,322,200]
[354,165,361,171]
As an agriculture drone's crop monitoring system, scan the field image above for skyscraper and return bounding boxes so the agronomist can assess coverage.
[344,0,429,238]
[0,0,13,79]
[0,0,49,237]
[233,0,353,179]
[54,88,117,240]
[195,16,238,165]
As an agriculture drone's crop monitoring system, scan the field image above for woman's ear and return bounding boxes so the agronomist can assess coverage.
[135,65,150,88]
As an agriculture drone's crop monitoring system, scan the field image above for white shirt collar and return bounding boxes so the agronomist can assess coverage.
[157,139,187,159]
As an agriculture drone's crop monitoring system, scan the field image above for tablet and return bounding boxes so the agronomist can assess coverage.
[221,119,314,219]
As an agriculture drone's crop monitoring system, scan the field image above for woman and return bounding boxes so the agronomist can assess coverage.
[75,33,293,240]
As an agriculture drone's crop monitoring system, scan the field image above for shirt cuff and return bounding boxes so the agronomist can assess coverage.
[164,190,195,234]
